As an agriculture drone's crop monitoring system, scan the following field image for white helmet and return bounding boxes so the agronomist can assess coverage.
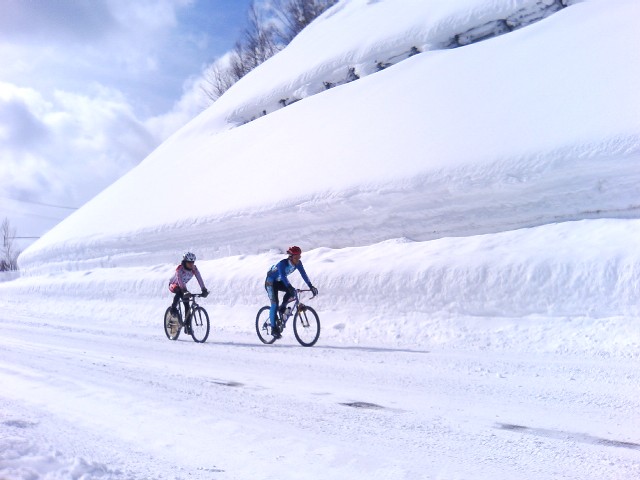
[183,252,196,262]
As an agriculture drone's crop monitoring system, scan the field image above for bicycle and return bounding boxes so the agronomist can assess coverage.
[255,288,320,347]
[164,292,210,343]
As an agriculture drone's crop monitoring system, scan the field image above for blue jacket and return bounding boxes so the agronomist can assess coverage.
[266,258,312,288]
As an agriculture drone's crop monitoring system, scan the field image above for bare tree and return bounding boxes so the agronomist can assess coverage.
[1,218,20,271]
[201,59,238,103]
[272,0,339,44]
[202,2,280,103]
[241,3,280,72]
[201,0,338,104]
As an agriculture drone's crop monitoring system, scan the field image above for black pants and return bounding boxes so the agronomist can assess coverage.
[265,280,295,315]
[171,287,190,316]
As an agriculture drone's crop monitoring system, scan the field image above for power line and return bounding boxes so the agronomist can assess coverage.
[3,210,66,221]
[0,196,78,210]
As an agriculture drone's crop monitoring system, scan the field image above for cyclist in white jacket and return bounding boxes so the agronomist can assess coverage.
[168,252,208,322]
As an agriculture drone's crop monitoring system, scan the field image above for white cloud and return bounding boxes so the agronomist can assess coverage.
[0,0,204,112]
[145,72,212,141]
[0,81,157,211]
[0,0,254,239]
[145,49,244,142]
[0,0,116,43]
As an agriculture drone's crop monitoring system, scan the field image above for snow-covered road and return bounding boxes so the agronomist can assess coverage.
[1,310,638,479]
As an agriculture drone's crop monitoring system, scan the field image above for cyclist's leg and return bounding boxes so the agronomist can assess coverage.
[170,284,190,324]
[180,290,191,332]
[274,281,292,319]
[265,280,279,328]
[170,284,183,313]
[280,283,295,315]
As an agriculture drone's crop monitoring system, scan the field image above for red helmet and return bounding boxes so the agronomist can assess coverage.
[287,246,302,256]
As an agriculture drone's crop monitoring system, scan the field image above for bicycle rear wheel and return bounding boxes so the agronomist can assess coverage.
[164,307,181,341]
[255,306,277,344]
[189,306,210,343]
[293,305,320,347]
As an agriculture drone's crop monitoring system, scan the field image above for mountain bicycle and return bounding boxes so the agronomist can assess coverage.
[255,288,320,347]
[164,292,210,343]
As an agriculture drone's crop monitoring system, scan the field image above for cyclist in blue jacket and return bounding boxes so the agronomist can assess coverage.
[265,246,318,338]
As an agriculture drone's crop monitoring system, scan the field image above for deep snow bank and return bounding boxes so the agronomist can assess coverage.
[225,0,573,125]
[3,219,639,355]
[5,0,640,335]
[18,0,640,273]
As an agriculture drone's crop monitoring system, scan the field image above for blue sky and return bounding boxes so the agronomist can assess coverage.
[0,0,254,245]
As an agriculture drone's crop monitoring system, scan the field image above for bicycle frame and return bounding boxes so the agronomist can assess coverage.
[280,289,315,327]
[165,292,211,343]
[177,293,205,319]
[256,287,320,346]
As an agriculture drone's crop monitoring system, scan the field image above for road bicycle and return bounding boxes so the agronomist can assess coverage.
[164,292,210,343]
[256,288,320,347]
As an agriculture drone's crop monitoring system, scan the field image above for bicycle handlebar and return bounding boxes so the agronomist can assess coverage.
[296,288,317,299]
[183,292,207,299]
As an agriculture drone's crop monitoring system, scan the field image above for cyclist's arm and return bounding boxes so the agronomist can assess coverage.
[297,261,312,288]
[194,265,205,290]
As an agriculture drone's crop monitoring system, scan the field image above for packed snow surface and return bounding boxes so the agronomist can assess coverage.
[1,313,639,479]
[2,0,640,478]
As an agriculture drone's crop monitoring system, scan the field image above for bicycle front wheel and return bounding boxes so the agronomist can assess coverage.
[255,306,277,344]
[189,306,210,343]
[293,305,320,347]
[164,307,181,341]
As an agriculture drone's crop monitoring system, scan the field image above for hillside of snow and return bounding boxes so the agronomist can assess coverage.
[2,1,640,478]
[4,0,640,339]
